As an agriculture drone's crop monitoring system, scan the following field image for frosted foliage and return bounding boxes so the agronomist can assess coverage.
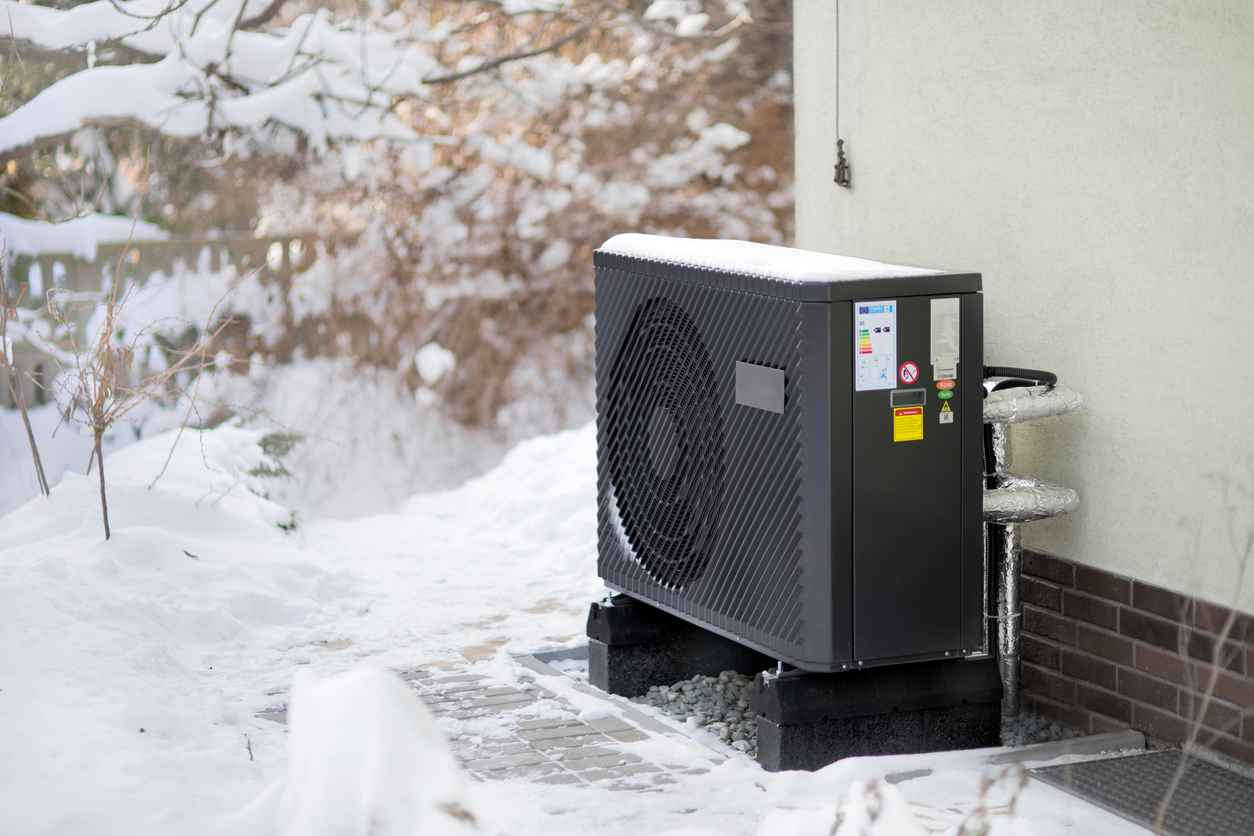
[537,240,573,272]
[3,1,792,468]
[240,1,793,427]
[415,343,456,385]
[0,0,436,154]
[647,122,751,188]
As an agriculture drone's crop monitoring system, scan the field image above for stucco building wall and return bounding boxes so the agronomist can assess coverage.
[794,0,1254,611]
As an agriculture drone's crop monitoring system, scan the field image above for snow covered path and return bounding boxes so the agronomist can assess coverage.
[0,423,1144,835]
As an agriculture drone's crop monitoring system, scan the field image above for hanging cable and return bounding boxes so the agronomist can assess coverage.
[833,1,851,188]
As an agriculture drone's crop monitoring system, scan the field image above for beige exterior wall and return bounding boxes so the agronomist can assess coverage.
[794,1,1254,609]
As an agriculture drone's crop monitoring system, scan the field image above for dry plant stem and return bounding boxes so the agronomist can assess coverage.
[0,261,51,495]
[1153,487,1254,834]
[8,375,50,495]
[94,430,110,539]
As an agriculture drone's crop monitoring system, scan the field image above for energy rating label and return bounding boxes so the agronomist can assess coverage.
[854,300,897,391]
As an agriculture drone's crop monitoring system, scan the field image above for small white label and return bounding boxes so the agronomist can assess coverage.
[854,300,897,391]
[939,410,954,424]
[930,297,960,380]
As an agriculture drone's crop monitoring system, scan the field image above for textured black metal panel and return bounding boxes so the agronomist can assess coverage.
[1033,750,1254,836]
[596,263,812,663]
[852,295,964,662]
[594,247,984,671]
[959,294,986,652]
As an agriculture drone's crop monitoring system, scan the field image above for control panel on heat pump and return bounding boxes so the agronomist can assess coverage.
[849,293,979,663]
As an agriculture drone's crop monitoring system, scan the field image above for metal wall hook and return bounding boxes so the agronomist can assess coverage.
[833,138,851,188]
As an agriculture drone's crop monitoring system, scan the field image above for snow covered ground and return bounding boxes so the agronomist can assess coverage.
[0,357,593,519]
[0,421,1143,835]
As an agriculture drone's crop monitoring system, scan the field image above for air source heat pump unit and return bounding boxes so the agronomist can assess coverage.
[595,235,985,672]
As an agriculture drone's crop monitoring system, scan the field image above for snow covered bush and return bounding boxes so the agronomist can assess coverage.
[261,0,794,424]
[1,0,792,433]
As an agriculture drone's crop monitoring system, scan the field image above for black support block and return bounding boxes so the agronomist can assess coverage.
[752,658,1002,772]
[587,595,773,698]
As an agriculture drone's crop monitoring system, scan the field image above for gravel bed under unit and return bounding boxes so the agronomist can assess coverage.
[634,671,758,757]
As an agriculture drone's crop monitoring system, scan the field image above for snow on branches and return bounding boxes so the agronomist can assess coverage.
[1,0,792,431]
[0,0,440,155]
[0,0,751,158]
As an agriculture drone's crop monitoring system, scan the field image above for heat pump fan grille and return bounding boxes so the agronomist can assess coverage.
[605,297,725,589]
[596,261,808,657]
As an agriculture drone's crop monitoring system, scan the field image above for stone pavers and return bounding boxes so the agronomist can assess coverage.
[258,659,724,790]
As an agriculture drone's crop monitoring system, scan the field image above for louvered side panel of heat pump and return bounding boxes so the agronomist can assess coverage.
[595,264,809,662]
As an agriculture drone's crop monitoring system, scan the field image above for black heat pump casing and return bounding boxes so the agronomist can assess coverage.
[594,247,985,672]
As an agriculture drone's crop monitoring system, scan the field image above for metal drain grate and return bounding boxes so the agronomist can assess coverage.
[1033,749,1254,836]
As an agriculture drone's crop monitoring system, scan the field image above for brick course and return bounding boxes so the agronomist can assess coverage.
[1020,550,1254,767]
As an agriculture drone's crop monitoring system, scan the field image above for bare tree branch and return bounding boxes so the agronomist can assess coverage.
[239,0,288,31]
[420,20,597,85]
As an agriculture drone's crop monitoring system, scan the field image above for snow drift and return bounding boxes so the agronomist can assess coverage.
[273,667,482,836]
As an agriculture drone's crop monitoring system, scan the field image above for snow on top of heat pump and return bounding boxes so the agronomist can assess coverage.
[598,234,943,283]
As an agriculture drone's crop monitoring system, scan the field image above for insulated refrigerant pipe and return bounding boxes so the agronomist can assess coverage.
[984,419,1022,725]
[982,368,1082,730]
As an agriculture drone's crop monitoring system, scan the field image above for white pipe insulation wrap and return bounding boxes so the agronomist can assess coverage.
[984,474,1081,524]
[983,384,1083,424]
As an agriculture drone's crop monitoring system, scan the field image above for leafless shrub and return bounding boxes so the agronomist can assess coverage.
[49,241,235,539]
[0,244,50,496]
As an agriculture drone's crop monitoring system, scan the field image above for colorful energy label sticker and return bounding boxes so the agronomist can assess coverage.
[858,328,873,355]
[899,360,919,385]
[893,406,924,442]
[854,301,896,391]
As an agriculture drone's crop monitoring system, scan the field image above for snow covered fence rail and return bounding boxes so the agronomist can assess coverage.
[1,232,316,410]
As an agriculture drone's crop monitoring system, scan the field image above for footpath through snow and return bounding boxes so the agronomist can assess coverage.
[0,423,1137,835]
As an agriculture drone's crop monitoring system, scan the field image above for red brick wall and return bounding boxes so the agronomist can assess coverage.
[1020,550,1254,764]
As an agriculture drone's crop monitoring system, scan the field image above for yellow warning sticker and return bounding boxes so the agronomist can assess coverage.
[893,406,924,442]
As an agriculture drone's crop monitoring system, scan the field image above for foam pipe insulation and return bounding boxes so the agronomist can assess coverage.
[983,384,1083,425]
[994,523,1023,725]
[984,475,1081,524]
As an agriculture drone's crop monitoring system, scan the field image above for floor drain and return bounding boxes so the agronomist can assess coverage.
[1032,749,1254,836]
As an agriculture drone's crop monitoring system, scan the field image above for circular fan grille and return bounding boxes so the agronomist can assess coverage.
[606,297,725,589]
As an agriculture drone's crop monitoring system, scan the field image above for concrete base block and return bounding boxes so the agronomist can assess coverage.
[756,703,1000,771]
[586,595,772,698]
[752,658,1002,772]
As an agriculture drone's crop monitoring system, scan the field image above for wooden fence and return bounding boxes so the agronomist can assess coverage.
[2,233,315,410]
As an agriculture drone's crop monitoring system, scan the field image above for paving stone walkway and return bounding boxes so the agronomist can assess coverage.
[259,655,726,790]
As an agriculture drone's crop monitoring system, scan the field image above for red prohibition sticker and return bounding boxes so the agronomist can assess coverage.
[899,361,920,385]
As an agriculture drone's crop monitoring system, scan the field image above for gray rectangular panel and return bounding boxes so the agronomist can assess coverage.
[735,361,785,414]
